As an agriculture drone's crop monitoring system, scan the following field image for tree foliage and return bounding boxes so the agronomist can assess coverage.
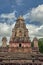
[38,38,43,53]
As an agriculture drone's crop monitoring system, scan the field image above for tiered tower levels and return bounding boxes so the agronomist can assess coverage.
[9,16,31,52]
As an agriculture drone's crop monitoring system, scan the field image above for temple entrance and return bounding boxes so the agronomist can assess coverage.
[19,44,21,47]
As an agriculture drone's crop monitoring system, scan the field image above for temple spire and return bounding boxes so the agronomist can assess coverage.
[17,15,24,21]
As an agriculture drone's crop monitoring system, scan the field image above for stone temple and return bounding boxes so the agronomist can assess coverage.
[9,16,31,53]
[0,16,43,65]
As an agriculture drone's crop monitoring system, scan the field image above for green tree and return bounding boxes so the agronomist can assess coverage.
[38,38,43,53]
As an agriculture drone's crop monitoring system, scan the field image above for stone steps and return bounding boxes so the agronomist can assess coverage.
[0,52,32,60]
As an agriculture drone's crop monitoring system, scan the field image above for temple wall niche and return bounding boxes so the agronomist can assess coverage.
[9,42,31,48]
[16,28,24,37]
[22,43,31,47]
[9,43,19,47]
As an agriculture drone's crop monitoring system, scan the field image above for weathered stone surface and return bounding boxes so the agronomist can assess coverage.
[0,16,43,65]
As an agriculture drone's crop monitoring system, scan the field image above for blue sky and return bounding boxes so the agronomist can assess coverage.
[0,0,43,45]
[0,0,43,24]
[0,0,43,14]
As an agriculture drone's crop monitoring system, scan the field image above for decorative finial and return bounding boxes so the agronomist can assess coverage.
[17,15,24,21]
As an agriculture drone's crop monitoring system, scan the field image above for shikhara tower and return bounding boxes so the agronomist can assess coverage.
[9,16,32,52]
[1,16,39,54]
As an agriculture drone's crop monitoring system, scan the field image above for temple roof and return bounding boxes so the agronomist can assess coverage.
[33,37,38,41]
[2,37,7,41]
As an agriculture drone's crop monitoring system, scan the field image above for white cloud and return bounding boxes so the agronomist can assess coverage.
[26,24,43,40]
[16,0,23,5]
[23,4,43,40]
[26,24,38,34]
[0,11,17,24]
[0,5,43,45]
[0,37,2,46]
[23,4,43,24]
[0,23,11,36]
[0,22,16,36]
[36,25,43,32]
[0,11,17,45]
[0,22,15,45]
[0,11,16,19]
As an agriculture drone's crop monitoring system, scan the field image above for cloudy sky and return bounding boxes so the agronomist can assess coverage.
[0,0,43,45]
